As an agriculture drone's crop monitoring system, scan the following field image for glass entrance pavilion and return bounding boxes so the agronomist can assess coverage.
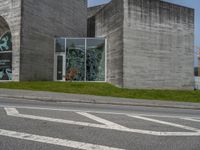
[54,38,106,82]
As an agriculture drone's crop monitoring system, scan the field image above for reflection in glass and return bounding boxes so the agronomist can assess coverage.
[0,31,12,80]
[86,39,105,81]
[0,53,12,80]
[56,38,65,52]
[57,56,63,80]
[66,39,85,81]
[55,38,106,82]
[0,31,12,52]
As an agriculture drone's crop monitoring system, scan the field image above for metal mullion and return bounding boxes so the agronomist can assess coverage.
[63,38,67,81]
[85,38,87,82]
[0,51,12,54]
[53,38,56,81]
[105,39,107,82]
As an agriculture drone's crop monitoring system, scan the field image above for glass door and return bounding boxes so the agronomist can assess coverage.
[55,54,65,81]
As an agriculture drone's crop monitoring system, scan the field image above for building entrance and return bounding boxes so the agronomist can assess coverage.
[54,38,106,82]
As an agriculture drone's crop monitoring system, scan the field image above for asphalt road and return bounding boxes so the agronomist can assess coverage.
[0,97,200,150]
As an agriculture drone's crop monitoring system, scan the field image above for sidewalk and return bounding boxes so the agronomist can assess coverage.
[0,89,200,110]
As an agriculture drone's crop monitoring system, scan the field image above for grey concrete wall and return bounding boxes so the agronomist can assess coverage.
[20,0,87,81]
[92,0,124,87]
[87,4,108,37]
[88,4,107,19]
[0,0,22,81]
[123,0,194,89]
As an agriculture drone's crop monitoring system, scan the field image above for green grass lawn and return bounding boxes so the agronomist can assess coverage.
[0,82,199,103]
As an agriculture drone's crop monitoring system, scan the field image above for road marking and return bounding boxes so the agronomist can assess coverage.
[77,112,126,129]
[4,107,19,115]
[0,129,124,150]
[4,108,109,129]
[127,115,200,132]
[1,104,200,120]
[182,118,200,122]
[4,107,200,136]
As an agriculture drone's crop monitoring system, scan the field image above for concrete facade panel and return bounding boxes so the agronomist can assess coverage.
[90,0,124,87]
[123,0,194,89]
[89,0,195,89]
[20,0,87,81]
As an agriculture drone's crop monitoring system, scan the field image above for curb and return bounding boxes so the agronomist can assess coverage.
[0,94,200,110]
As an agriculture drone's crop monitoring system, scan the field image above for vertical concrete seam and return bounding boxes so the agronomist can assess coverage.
[19,0,24,81]
[122,0,125,88]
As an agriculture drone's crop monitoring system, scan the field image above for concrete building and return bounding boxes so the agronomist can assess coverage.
[0,0,87,81]
[88,0,195,89]
[0,0,195,90]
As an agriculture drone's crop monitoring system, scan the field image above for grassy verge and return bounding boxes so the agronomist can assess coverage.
[0,82,199,103]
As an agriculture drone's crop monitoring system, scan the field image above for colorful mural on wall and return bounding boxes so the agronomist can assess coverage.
[0,31,12,80]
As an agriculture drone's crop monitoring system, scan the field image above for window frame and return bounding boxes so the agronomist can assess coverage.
[54,37,107,82]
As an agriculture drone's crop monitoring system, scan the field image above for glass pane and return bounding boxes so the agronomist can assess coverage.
[66,39,85,81]
[0,52,12,80]
[56,38,65,52]
[0,31,12,52]
[57,55,63,80]
[86,39,105,81]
